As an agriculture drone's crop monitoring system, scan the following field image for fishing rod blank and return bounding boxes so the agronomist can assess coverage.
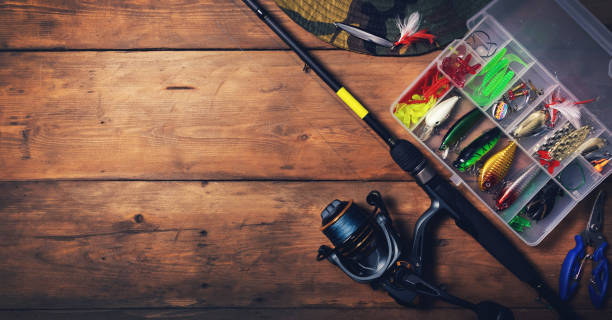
[241,0,575,318]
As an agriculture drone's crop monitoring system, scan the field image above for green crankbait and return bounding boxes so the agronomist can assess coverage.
[438,108,484,159]
[453,127,502,172]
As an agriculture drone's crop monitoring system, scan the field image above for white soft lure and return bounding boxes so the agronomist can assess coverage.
[418,95,460,140]
[550,100,581,129]
[395,12,421,42]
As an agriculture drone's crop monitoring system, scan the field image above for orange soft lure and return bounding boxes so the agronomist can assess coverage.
[479,141,517,191]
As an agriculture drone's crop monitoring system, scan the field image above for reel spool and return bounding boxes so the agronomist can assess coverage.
[317,191,400,283]
[316,191,514,320]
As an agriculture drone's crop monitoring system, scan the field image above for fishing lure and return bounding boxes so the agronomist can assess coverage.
[453,127,501,172]
[537,123,573,151]
[524,181,562,221]
[537,125,592,174]
[546,101,580,129]
[496,165,540,211]
[479,141,517,191]
[418,95,460,140]
[394,68,450,128]
[394,95,437,127]
[505,81,539,112]
[509,215,531,233]
[393,12,436,48]
[577,137,607,156]
[512,110,547,138]
[492,101,509,120]
[439,108,484,159]
[591,156,611,173]
[334,12,435,49]
[469,48,526,106]
[547,126,591,161]
[441,46,481,88]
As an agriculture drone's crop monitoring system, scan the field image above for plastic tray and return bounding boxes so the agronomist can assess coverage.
[390,0,612,245]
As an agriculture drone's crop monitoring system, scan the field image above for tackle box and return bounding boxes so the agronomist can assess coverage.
[390,0,612,245]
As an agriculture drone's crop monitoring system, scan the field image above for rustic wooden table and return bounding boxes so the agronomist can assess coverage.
[1,1,611,319]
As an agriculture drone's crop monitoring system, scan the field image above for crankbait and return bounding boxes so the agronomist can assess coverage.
[418,95,460,140]
[524,181,562,221]
[439,108,484,159]
[577,137,606,156]
[479,141,517,191]
[453,127,501,172]
[512,110,547,138]
[496,165,540,211]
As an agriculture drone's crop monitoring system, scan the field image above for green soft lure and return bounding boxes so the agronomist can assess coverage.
[509,215,532,233]
[453,127,502,172]
[439,108,484,159]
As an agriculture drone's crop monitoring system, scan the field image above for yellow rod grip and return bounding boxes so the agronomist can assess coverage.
[336,87,369,119]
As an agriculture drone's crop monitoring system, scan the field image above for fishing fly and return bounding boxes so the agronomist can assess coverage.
[479,141,517,192]
[334,12,435,50]
[453,127,502,172]
[393,12,435,48]
[417,95,460,140]
[438,108,484,159]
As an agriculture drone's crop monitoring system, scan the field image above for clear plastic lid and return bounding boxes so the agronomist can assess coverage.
[467,0,612,129]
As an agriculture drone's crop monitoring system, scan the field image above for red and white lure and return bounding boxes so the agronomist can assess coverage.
[544,88,595,129]
[393,12,435,48]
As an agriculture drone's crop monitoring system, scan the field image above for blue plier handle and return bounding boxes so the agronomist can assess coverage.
[559,190,608,308]
[589,240,608,308]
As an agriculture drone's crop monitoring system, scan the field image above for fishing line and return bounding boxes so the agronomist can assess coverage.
[559,162,586,191]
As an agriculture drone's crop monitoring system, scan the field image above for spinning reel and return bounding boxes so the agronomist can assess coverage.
[317,191,514,320]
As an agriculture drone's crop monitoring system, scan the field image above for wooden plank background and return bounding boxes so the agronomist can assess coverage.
[0,0,611,319]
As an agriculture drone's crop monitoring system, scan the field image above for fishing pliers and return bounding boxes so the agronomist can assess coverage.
[560,190,608,308]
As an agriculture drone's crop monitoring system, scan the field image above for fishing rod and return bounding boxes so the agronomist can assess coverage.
[242,0,576,318]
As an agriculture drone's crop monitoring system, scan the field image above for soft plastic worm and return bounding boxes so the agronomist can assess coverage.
[479,141,517,191]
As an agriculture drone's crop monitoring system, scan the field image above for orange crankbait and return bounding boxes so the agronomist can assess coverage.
[479,141,517,191]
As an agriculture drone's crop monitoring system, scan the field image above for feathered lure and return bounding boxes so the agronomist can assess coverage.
[393,12,435,48]
[544,88,596,128]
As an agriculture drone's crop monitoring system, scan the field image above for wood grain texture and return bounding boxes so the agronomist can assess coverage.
[0,50,438,180]
[0,0,330,50]
[0,181,611,319]
[0,308,609,320]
